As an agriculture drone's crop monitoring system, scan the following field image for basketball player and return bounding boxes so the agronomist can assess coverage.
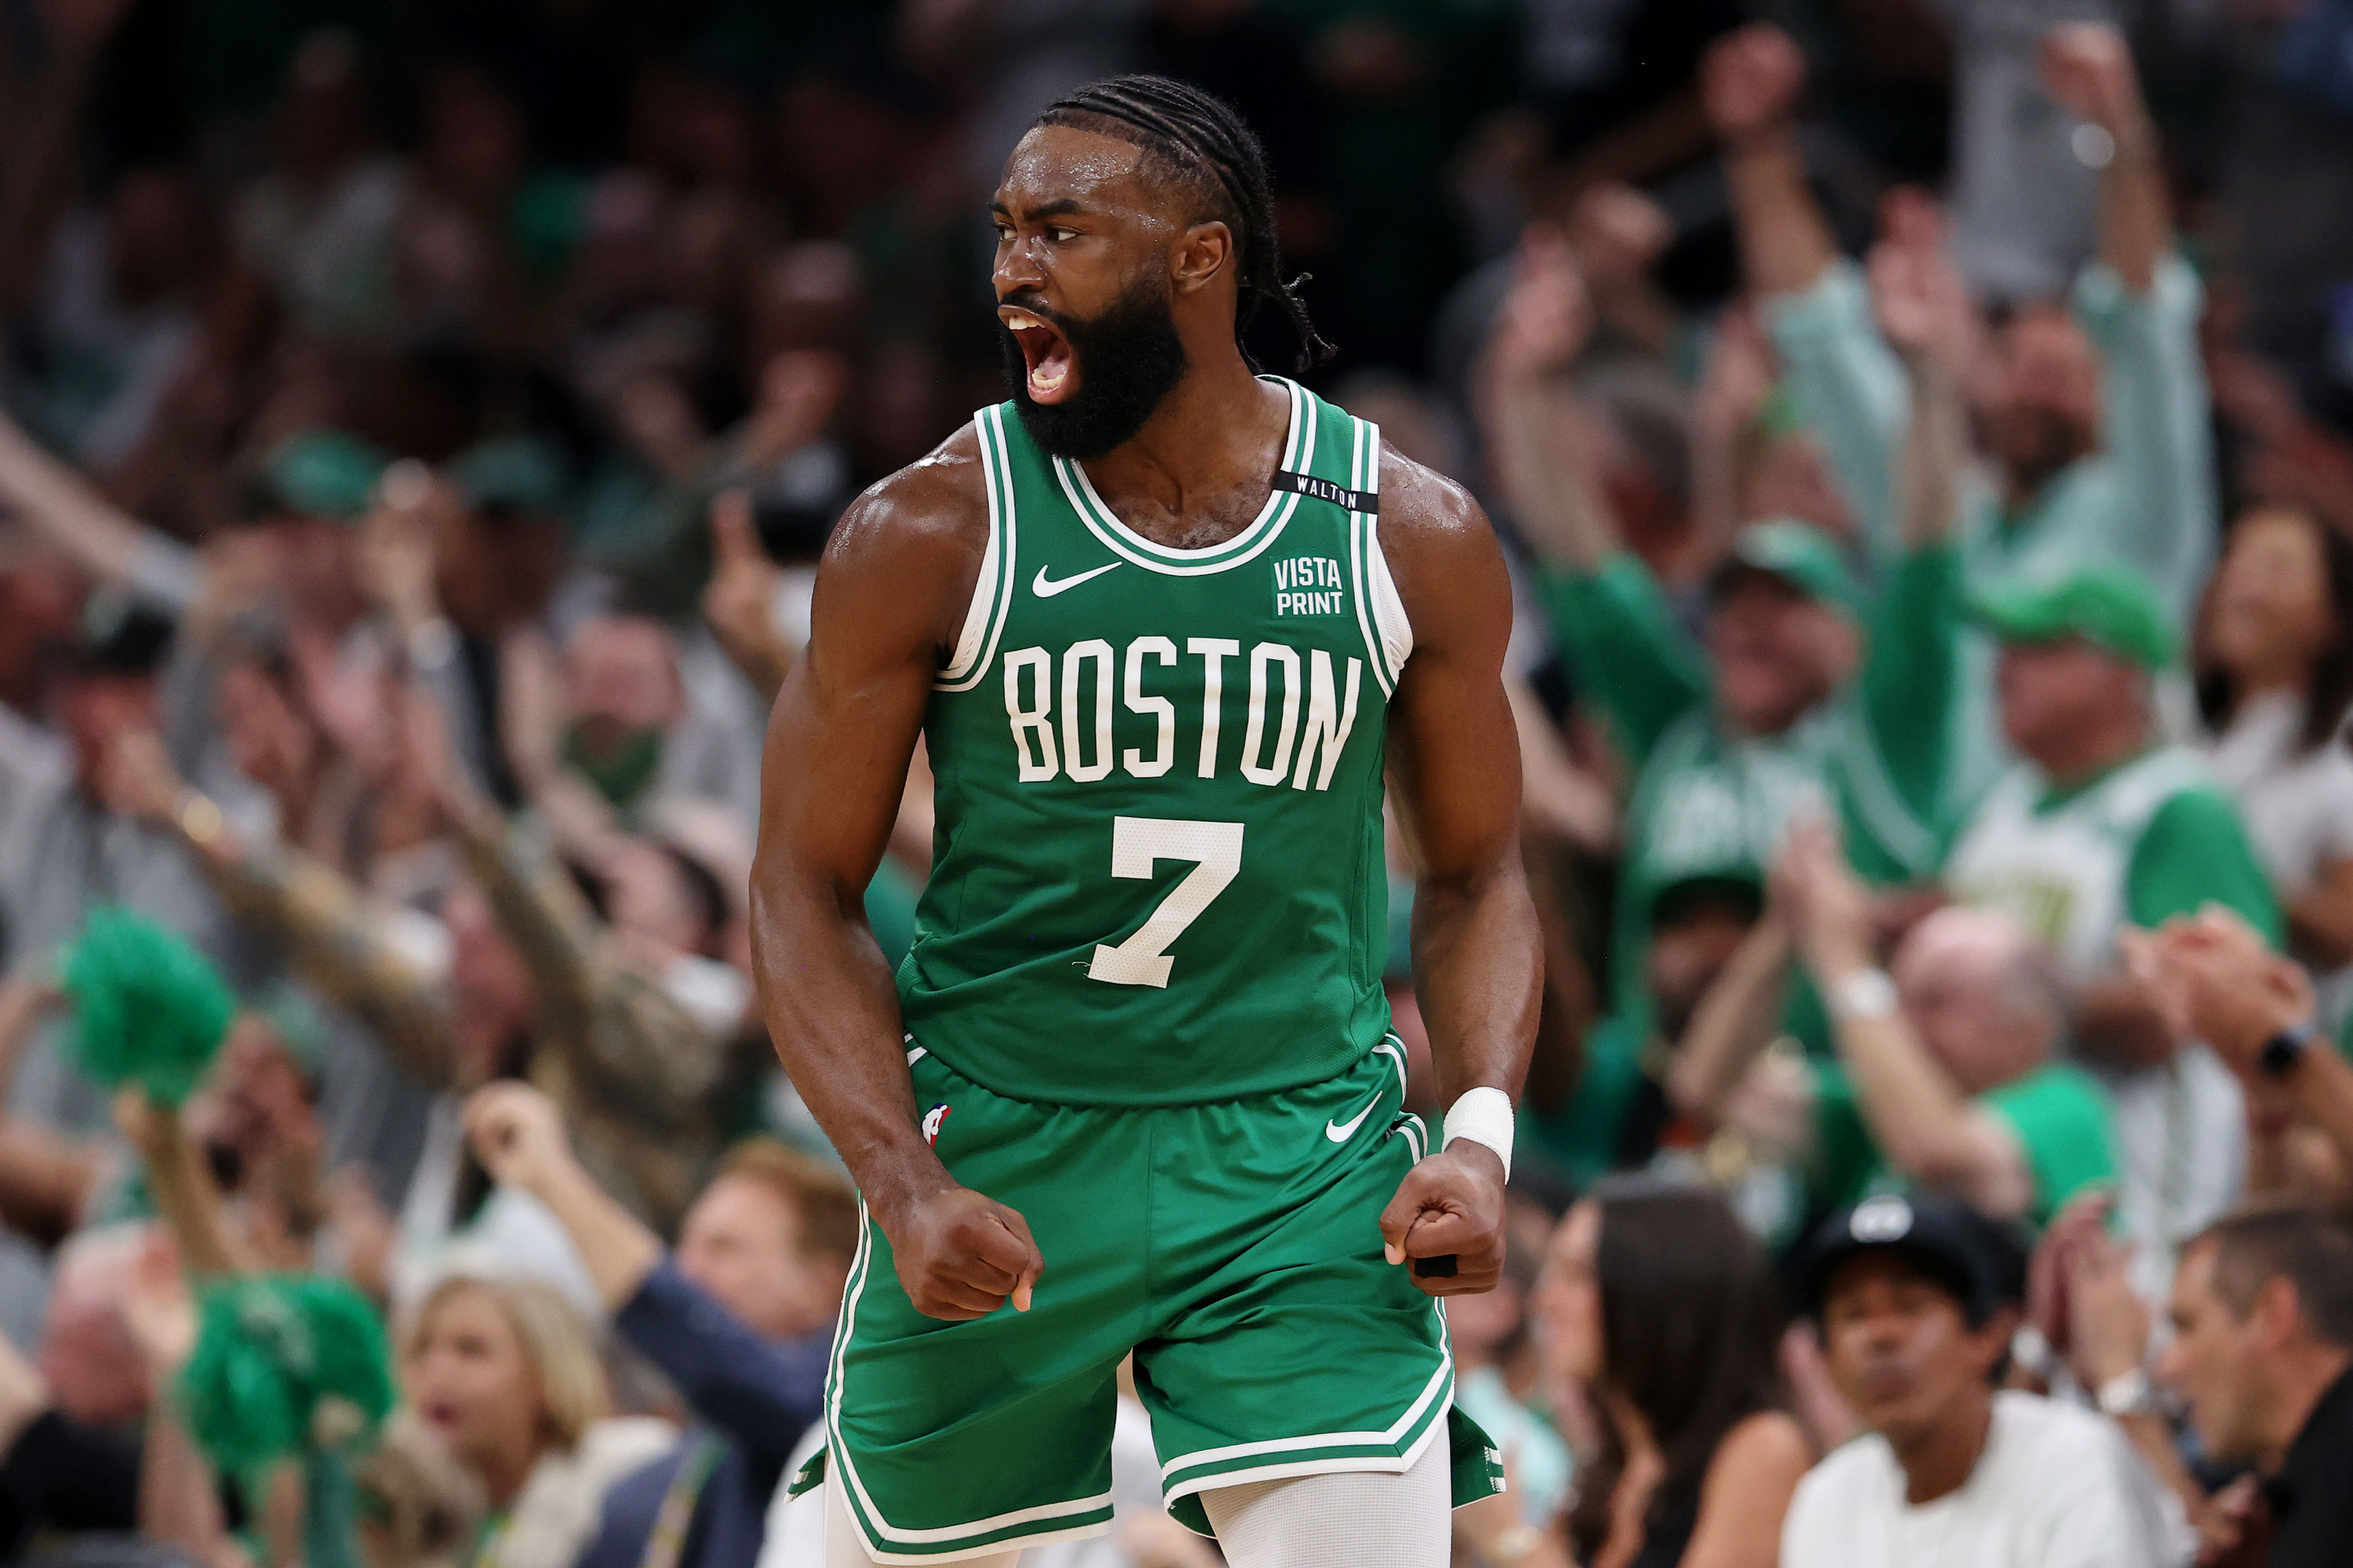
[750,75,1541,1567]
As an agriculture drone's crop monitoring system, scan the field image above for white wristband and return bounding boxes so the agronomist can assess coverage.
[1442,1087,1514,1180]
[1831,968,1899,1022]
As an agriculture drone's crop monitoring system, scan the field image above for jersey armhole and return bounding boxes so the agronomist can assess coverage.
[1355,421,1413,685]
[936,407,1017,692]
[1367,524,1413,681]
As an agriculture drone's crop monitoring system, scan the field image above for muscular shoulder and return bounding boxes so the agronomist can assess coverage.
[1373,443,1510,654]
[829,421,992,569]
[1375,443,1495,567]
[817,421,993,655]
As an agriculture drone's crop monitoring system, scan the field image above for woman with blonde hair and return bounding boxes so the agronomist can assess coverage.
[399,1272,672,1568]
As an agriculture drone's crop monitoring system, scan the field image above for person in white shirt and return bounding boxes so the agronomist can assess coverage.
[2194,504,2353,1030]
[1782,1193,2179,1568]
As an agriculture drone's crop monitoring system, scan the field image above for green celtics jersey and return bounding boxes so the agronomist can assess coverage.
[899,378,1411,1107]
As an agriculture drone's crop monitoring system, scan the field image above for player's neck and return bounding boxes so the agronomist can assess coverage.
[1082,348,1292,529]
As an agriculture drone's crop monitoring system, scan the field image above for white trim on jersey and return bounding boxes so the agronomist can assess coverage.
[1156,1295,1456,1524]
[825,1203,1117,1557]
[936,406,1021,692]
[1345,418,1392,699]
[1053,378,1313,577]
[1366,535,1413,686]
[1342,418,1413,698]
[1157,1337,1452,1483]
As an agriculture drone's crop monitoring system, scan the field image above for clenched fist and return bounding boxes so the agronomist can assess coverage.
[883,1184,1046,1321]
[463,1080,576,1198]
[1380,1142,1506,1297]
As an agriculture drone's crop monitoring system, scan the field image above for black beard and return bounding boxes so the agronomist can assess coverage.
[997,278,1189,459]
[1974,403,2092,496]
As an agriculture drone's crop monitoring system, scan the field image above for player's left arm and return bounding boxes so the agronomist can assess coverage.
[1376,446,1544,1298]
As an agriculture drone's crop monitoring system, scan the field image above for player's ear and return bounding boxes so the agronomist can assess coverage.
[1170,220,1233,297]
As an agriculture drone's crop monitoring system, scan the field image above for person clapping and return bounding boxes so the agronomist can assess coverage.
[464,1080,851,1568]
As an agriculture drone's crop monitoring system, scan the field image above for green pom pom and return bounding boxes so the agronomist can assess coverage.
[60,906,235,1106]
[181,1276,396,1476]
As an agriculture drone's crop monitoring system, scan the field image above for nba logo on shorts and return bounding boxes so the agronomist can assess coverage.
[921,1104,951,1147]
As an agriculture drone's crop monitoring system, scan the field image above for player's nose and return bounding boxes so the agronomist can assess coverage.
[993,238,1048,300]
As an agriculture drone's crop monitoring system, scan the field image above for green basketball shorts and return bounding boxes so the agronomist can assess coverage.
[800,1038,1504,1562]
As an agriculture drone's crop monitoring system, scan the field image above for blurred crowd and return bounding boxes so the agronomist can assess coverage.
[2,0,2353,1565]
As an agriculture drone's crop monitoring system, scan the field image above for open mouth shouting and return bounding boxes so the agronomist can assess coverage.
[999,304,1076,404]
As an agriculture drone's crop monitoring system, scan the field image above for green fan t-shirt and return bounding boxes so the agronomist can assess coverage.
[1808,1058,2121,1225]
[1536,542,1961,1052]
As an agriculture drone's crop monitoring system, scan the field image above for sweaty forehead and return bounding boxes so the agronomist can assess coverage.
[997,124,1179,224]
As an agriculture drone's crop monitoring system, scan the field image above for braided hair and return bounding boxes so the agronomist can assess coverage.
[1036,75,1334,373]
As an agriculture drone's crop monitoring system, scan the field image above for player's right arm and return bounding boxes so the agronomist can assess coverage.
[748,426,1044,1322]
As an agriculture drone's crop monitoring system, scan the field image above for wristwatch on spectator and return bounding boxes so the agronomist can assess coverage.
[1830,968,1899,1023]
[2095,1367,2160,1420]
[2259,1018,2319,1080]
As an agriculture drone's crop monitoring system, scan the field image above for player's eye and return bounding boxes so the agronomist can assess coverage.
[1047,225,1078,243]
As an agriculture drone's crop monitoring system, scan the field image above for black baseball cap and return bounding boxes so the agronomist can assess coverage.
[68,589,175,678]
[1648,871,1765,929]
[1796,1193,2017,1327]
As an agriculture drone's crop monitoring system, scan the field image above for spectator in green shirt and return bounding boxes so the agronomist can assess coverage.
[1945,564,2279,1301]
[1702,24,2217,814]
[1485,223,1966,1048]
[1945,566,2281,1052]
[1674,823,2119,1228]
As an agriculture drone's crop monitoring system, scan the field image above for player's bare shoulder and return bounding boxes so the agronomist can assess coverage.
[816,419,997,659]
[1372,440,1512,656]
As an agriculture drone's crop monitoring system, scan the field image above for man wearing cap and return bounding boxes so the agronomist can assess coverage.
[0,411,385,623]
[1708,22,2215,812]
[1490,243,1964,1055]
[2,593,236,1134]
[240,429,387,617]
[1947,561,2277,1300]
[1782,1191,2178,1567]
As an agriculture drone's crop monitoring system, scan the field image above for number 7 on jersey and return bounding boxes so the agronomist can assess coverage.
[1087,816,1245,988]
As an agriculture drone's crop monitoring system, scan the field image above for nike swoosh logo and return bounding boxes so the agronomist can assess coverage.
[1326,1101,1378,1143]
[1032,562,1120,598]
